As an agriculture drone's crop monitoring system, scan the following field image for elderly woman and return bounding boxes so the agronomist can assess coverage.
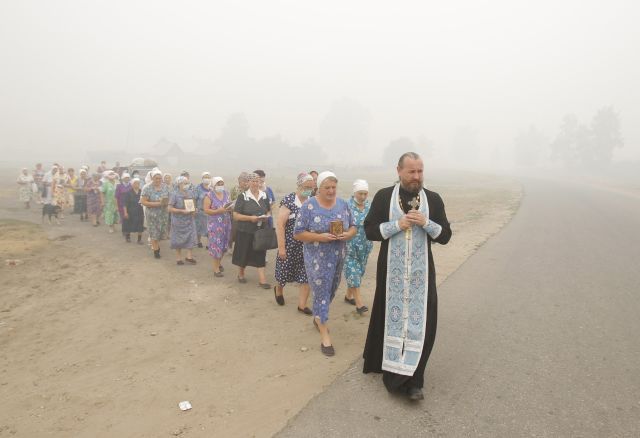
[85,172,102,226]
[100,171,118,233]
[115,172,132,235]
[232,173,272,288]
[343,179,374,315]
[195,172,212,248]
[168,175,198,265]
[163,173,173,191]
[274,173,315,314]
[54,166,69,218]
[123,178,145,244]
[203,176,233,276]
[294,171,356,357]
[17,168,34,209]
[65,168,77,213]
[141,169,170,259]
[74,168,89,220]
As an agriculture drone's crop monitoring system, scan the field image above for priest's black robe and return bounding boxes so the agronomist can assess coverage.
[362,185,452,392]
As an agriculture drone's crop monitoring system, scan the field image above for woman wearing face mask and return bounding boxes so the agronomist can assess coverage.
[85,172,102,226]
[168,175,198,265]
[203,177,233,277]
[115,173,132,236]
[232,173,272,288]
[343,179,374,314]
[195,172,212,249]
[141,169,170,258]
[274,173,315,314]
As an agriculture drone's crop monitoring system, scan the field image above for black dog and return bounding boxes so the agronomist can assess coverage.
[42,204,61,224]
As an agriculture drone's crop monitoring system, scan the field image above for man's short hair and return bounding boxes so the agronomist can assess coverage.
[398,152,421,168]
[253,169,266,178]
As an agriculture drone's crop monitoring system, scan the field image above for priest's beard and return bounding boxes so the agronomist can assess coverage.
[400,178,423,195]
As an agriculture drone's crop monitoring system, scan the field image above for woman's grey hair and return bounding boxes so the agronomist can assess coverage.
[397,152,421,168]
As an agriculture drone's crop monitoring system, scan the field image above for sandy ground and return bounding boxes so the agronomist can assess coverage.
[0,169,521,438]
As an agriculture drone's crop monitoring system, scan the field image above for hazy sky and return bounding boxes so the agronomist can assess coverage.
[1,0,638,164]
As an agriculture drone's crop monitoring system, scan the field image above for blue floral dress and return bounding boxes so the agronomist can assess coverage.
[141,184,169,240]
[195,183,211,241]
[294,197,354,323]
[344,197,373,288]
[169,190,197,250]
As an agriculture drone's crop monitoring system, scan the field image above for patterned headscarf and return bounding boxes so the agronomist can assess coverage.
[175,175,188,186]
[238,171,250,182]
[296,172,313,188]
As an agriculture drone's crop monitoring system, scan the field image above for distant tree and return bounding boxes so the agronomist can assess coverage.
[551,115,584,168]
[514,125,547,167]
[214,113,254,158]
[319,98,371,162]
[587,106,623,167]
[416,135,435,158]
[382,137,415,166]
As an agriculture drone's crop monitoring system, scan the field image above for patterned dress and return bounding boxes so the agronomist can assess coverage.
[86,179,102,216]
[54,174,69,208]
[275,193,308,287]
[100,181,118,225]
[17,175,34,202]
[294,197,354,323]
[206,191,232,258]
[195,183,211,241]
[115,183,131,219]
[344,197,373,288]
[169,190,197,250]
[141,184,169,240]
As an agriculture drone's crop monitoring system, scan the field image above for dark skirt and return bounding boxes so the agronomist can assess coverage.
[123,206,145,233]
[232,230,266,268]
[74,194,87,214]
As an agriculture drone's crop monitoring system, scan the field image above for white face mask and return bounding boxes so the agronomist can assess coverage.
[202,178,211,185]
[215,185,225,193]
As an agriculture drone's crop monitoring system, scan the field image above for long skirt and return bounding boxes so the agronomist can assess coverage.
[74,194,87,214]
[232,230,266,268]
[170,215,197,249]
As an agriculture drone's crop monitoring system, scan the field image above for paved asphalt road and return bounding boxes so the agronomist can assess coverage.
[275,178,640,437]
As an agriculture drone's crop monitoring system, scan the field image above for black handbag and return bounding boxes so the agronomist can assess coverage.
[253,227,278,251]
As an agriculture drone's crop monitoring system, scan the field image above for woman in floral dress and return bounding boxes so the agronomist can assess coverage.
[100,171,118,233]
[141,170,170,259]
[274,173,315,314]
[85,173,102,226]
[16,168,34,209]
[203,177,232,276]
[294,171,356,357]
[343,179,374,315]
[168,176,198,265]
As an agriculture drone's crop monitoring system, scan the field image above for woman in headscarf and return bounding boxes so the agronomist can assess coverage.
[141,169,169,258]
[294,171,357,357]
[115,172,132,236]
[232,172,272,288]
[85,172,102,226]
[54,166,69,218]
[122,178,145,244]
[75,168,89,221]
[65,168,77,213]
[168,175,198,265]
[274,172,315,314]
[100,171,118,233]
[42,166,59,209]
[343,179,374,314]
[203,176,233,276]
[163,173,173,192]
[195,171,212,249]
[16,168,34,209]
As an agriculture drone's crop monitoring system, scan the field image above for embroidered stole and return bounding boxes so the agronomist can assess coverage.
[382,184,430,376]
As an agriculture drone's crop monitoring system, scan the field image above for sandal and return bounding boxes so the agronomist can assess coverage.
[344,296,356,306]
[274,286,285,306]
[185,258,197,265]
[356,305,369,315]
[297,307,312,315]
[320,343,335,357]
[258,282,271,290]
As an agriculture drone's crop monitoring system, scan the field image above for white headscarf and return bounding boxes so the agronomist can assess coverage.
[209,176,224,189]
[316,171,337,189]
[352,179,369,193]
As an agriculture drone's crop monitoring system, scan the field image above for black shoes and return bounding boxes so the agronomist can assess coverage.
[297,307,312,315]
[406,387,424,401]
[356,305,369,315]
[320,343,335,357]
[344,296,356,305]
[274,286,285,306]
[153,249,161,259]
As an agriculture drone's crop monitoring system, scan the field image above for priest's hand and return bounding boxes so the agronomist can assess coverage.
[398,216,412,231]
[407,210,427,227]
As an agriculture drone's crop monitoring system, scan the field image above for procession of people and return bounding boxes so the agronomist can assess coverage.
[15,152,451,401]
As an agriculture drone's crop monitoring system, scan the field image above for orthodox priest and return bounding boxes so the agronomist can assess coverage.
[362,152,452,401]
